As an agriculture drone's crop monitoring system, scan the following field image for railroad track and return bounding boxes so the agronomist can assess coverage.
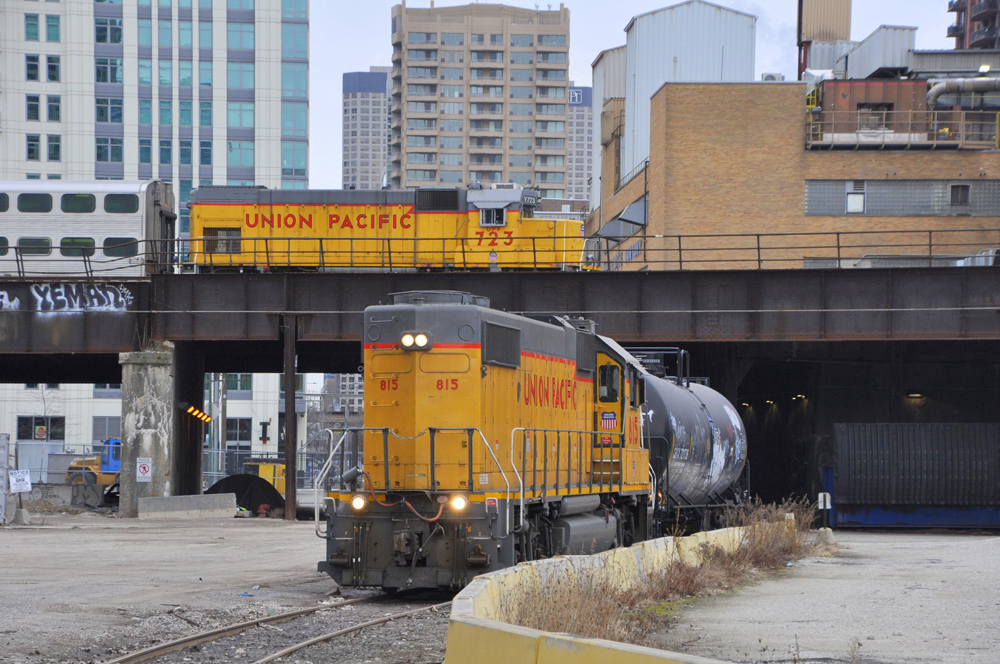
[103,594,452,664]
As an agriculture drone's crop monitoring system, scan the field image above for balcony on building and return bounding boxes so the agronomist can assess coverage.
[969,24,999,47]
[947,23,966,38]
[971,0,999,21]
[948,0,967,11]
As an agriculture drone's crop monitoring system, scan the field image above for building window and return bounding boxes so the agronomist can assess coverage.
[139,59,152,84]
[226,373,253,397]
[225,418,252,448]
[180,100,193,126]
[96,17,123,43]
[158,19,172,48]
[179,61,193,86]
[95,58,122,84]
[227,62,254,89]
[199,21,213,48]
[200,101,212,126]
[92,416,122,444]
[441,32,463,46]
[96,98,124,124]
[282,0,307,19]
[228,22,254,49]
[282,102,306,137]
[96,137,124,163]
[26,135,42,161]
[47,95,60,121]
[160,139,172,164]
[159,60,172,85]
[950,184,971,206]
[281,141,306,176]
[282,62,307,97]
[93,383,123,398]
[199,61,213,87]
[26,14,40,41]
[47,135,61,161]
[26,95,41,122]
[138,18,152,45]
[139,138,152,163]
[846,181,865,214]
[228,0,254,8]
[46,15,60,42]
[227,101,254,128]
[159,100,172,125]
[47,55,61,82]
[227,140,254,167]
[139,99,152,124]
[17,416,65,442]
[200,140,212,165]
[180,140,192,165]
[26,55,40,81]
[538,34,566,47]
[511,34,533,47]
[179,20,192,48]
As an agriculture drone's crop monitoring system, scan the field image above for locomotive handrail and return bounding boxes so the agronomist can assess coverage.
[314,428,348,538]
[509,427,625,531]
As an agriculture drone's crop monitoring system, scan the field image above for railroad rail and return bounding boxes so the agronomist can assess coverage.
[102,594,451,664]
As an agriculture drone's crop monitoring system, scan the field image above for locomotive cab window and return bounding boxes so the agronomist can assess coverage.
[629,371,641,407]
[104,193,139,213]
[478,207,506,227]
[598,364,620,403]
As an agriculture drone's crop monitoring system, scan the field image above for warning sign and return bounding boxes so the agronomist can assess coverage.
[137,457,152,483]
[9,469,32,493]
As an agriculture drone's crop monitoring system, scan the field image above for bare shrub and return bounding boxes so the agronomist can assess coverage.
[499,500,826,648]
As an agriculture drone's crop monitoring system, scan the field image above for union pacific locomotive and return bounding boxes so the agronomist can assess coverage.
[316,291,746,591]
[189,185,586,271]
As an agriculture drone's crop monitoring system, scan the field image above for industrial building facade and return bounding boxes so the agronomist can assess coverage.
[389,2,571,197]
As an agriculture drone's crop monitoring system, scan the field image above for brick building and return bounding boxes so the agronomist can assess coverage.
[591,82,1000,270]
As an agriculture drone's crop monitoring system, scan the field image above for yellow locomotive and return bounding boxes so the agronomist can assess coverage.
[188,185,586,271]
[317,290,653,591]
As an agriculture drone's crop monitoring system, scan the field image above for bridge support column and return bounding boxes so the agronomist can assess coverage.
[119,343,177,518]
[283,315,298,521]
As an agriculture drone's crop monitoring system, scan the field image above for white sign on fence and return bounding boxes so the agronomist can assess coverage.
[9,469,32,493]
[137,458,153,483]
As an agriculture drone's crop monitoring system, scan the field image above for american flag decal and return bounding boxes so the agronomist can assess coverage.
[600,412,617,429]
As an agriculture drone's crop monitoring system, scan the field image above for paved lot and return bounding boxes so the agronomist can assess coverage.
[650,531,1000,663]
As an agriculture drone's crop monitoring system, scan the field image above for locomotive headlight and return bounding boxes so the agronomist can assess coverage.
[350,495,367,511]
[414,333,429,348]
[401,333,415,348]
[449,494,468,511]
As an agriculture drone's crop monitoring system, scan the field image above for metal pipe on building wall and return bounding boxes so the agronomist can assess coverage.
[927,77,1000,107]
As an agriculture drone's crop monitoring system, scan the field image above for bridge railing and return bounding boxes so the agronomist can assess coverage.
[1,229,998,277]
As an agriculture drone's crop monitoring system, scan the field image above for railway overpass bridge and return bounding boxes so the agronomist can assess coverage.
[2,267,999,516]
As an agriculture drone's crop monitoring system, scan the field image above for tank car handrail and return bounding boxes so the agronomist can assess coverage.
[314,428,348,539]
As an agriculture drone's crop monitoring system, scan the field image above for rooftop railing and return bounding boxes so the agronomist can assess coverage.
[807,110,999,150]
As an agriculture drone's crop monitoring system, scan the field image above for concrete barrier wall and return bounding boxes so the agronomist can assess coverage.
[444,528,745,664]
[137,493,237,520]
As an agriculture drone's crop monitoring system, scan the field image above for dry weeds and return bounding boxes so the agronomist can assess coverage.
[499,499,827,648]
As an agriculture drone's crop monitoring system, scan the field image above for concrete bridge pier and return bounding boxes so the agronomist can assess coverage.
[118,342,206,518]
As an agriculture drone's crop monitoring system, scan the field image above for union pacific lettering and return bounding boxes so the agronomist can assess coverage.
[242,205,414,233]
[523,374,578,410]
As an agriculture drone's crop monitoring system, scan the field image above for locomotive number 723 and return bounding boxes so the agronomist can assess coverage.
[474,231,514,246]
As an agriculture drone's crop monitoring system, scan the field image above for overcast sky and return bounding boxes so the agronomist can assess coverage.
[308,0,955,188]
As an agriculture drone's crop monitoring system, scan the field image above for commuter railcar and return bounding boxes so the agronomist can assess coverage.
[188,185,586,271]
[0,180,175,277]
[317,291,747,591]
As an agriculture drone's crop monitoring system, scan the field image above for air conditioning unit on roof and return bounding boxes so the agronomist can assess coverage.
[761,73,786,82]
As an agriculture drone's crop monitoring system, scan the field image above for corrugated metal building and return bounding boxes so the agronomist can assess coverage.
[591,46,626,212]
[837,25,917,80]
[804,40,857,74]
[620,0,757,175]
[798,0,851,43]
[910,49,1000,77]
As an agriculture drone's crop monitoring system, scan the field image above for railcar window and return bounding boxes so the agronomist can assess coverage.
[104,194,139,213]
[17,193,53,212]
[598,365,620,403]
[103,237,138,257]
[60,237,96,257]
[18,238,52,255]
[416,189,459,211]
[60,194,96,213]
[0,238,8,256]
[0,194,8,212]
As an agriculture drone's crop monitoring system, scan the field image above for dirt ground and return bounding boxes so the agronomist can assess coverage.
[649,531,1000,663]
[0,512,364,663]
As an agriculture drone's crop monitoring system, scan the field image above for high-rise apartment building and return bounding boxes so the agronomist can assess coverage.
[342,67,391,190]
[389,2,570,198]
[0,0,310,235]
[566,85,592,201]
[948,0,1000,49]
